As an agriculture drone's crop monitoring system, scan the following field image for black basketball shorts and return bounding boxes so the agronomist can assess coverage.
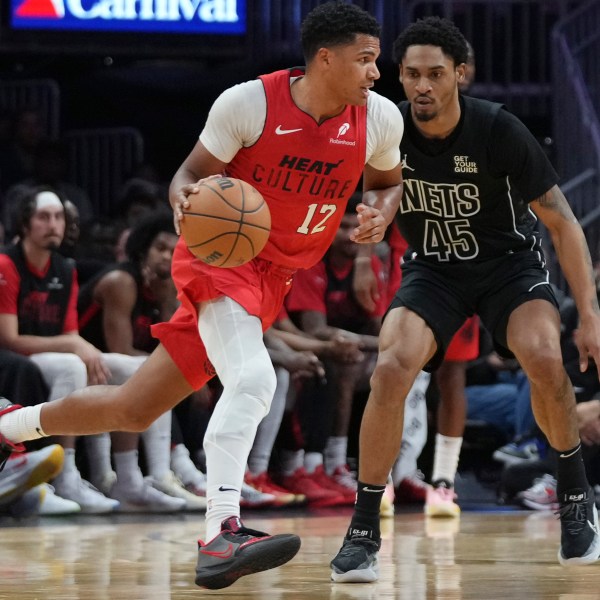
[388,250,559,370]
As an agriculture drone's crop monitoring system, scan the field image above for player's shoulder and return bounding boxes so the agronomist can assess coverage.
[94,266,137,298]
[218,79,265,103]
[367,90,401,121]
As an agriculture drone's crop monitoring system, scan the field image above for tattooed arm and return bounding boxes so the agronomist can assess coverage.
[531,184,600,375]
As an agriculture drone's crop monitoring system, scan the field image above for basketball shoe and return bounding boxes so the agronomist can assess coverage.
[244,471,301,507]
[277,467,345,507]
[146,471,207,511]
[0,444,64,506]
[0,398,25,470]
[195,516,301,589]
[240,481,277,508]
[330,525,381,583]
[517,473,558,511]
[425,479,460,518]
[557,486,600,566]
[395,470,431,504]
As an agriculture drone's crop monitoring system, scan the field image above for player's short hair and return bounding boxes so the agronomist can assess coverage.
[301,1,381,63]
[124,210,175,265]
[392,16,468,67]
[15,185,65,238]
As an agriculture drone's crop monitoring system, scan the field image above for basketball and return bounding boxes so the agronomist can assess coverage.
[180,176,271,268]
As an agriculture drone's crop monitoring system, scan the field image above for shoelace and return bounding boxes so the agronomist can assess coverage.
[555,501,587,535]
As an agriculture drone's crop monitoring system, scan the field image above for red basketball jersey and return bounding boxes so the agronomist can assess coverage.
[224,69,367,270]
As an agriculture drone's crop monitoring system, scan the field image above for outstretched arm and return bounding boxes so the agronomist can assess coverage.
[531,184,600,376]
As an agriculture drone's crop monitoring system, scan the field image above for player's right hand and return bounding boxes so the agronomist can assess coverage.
[71,336,112,385]
[173,176,222,235]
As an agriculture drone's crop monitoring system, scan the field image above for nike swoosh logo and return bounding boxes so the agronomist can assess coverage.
[219,485,238,492]
[587,520,600,536]
[36,427,44,436]
[275,125,302,135]
[200,543,234,559]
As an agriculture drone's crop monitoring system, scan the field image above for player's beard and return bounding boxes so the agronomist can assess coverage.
[414,110,436,122]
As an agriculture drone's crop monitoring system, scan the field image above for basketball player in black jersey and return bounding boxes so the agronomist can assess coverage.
[332,16,600,582]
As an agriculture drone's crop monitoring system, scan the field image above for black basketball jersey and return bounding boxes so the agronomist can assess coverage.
[4,243,74,336]
[396,96,559,263]
[78,262,161,353]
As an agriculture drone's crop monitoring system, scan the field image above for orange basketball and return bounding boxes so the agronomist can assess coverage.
[180,177,271,268]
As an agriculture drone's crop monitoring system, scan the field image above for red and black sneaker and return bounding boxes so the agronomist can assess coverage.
[0,398,25,471]
[195,516,301,589]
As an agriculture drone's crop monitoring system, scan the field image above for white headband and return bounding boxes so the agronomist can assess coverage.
[34,191,63,211]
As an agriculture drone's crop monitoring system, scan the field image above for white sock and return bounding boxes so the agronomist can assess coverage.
[171,443,204,486]
[141,411,172,481]
[113,450,144,486]
[57,447,77,476]
[431,434,463,485]
[304,452,323,474]
[0,404,46,443]
[280,449,304,476]
[85,433,113,486]
[323,436,347,474]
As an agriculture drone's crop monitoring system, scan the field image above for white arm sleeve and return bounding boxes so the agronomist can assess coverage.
[199,80,267,163]
[365,91,403,171]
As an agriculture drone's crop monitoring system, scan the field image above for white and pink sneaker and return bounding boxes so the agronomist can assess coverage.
[425,479,460,518]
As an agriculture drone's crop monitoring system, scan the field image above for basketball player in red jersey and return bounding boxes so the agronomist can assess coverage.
[0,2,404,589]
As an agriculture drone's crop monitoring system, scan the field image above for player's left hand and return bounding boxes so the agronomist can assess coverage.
[350,203,388,244]
[574,313,600,381]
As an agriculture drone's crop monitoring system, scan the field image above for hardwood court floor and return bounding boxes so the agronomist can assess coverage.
[1,507,599,599]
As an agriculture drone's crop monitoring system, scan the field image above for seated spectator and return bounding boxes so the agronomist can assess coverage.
[78,211,203,512]
[0,186,147,513]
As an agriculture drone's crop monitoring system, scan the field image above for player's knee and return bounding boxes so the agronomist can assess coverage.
[59,354,88,390]
[370,352,419,401]
[524,351,564,387]
[236,358,277,414]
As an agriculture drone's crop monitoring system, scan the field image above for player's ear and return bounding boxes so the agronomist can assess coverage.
[317,47,331,67]
[398,64,403,83]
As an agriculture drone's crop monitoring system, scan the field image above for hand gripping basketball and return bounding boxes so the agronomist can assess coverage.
[180,177,271,268]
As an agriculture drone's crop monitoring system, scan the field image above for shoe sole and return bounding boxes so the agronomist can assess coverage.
[521,498,558,511]
[331,561,379,583]
[425,504,461,518]
[0,445,64,506]
[195,534,301,589]
[558,504,600,566]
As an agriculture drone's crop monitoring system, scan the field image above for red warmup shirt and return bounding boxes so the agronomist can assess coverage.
[0,250,79,335]
[286,254,387,332]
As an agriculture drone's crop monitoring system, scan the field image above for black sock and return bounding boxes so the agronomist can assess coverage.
[556,443,588,496]
[349,481,385,540]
